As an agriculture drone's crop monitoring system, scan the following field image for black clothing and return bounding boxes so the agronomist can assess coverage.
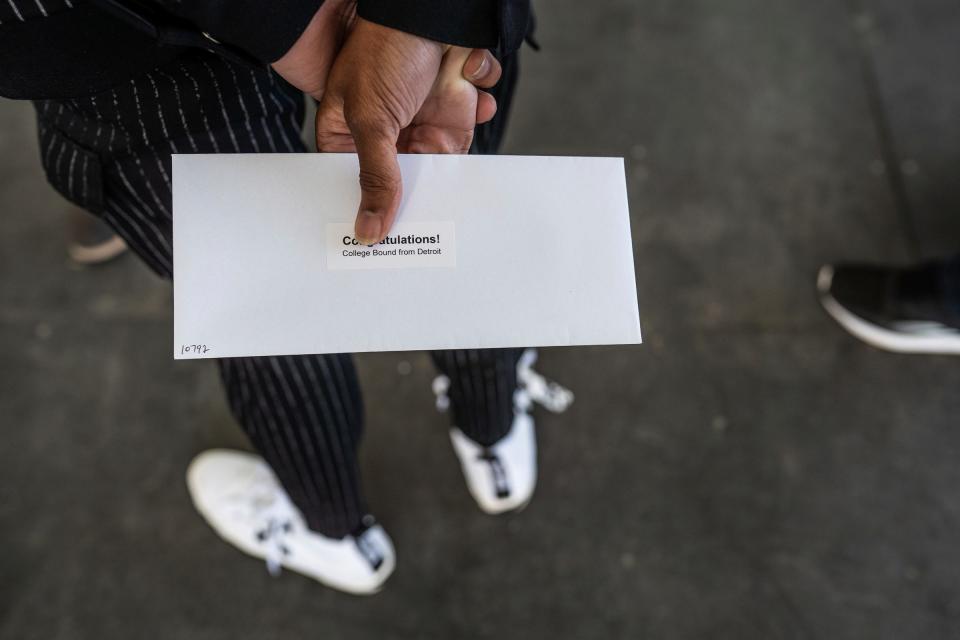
[31,49,524,537]
[0,0,531,99]
[10,0,531,538]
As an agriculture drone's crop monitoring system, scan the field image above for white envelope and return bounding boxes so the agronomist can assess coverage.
[172,154,641,359]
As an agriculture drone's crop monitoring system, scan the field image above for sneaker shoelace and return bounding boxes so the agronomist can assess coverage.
[256,517,293,577]
[224,467,295,576]
[227,469,386,576]
[477,449,511,498]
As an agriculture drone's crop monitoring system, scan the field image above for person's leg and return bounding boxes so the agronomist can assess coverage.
[32,51,369,539]
[430,348,525,446]
[33,53,393,590]
[218,354,366,537]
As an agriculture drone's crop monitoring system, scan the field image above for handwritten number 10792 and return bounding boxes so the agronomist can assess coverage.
[181,344,211,355]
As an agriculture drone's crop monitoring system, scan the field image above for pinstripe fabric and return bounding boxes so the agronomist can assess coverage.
[430,348,524,446]
[1,0,73,23]
[33,49,524,537]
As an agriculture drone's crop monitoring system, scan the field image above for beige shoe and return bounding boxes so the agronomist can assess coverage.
[67,207,127,265]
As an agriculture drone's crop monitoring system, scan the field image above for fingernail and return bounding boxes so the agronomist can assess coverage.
[468,54,490,80]
[355,211,382,245]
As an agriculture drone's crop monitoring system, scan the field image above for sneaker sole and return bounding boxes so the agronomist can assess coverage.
[818,265,960,355]
[68,235,127,265]
[491,495,533,515]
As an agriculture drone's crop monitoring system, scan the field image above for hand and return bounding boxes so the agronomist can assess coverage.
[315,18,503,244]
[397,46,502,153]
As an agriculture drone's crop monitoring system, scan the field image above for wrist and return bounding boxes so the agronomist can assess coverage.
[271,0,357,98]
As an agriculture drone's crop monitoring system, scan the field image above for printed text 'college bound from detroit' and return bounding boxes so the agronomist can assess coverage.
[326,222,456,269]
[342,233,443,258]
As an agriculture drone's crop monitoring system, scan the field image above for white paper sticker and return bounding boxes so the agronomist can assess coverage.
[326,221,456,270]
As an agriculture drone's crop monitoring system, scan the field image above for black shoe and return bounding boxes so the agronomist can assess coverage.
[817,260,960,354]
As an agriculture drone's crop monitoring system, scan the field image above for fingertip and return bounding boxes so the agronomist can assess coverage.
[476,91,498,124]
[463,49,502,89]
[355,210,383,245]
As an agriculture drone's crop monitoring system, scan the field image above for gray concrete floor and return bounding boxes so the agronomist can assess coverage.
[2,1,960,638]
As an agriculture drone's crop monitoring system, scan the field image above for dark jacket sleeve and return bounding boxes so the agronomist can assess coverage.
[357,0,497,49]
[357,0,531,54]
[154,0,530,63]
[153,0,324,63]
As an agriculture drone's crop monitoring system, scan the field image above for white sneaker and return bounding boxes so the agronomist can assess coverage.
[449,413,538,514]
[186,449,395,595]
[438,349,574,515]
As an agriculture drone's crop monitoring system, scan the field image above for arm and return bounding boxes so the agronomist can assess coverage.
[151,0,527,64]
[151,0,327,63]
[156,0,526,245]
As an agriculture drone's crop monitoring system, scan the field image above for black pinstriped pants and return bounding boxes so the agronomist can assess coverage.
[33,50,524,538]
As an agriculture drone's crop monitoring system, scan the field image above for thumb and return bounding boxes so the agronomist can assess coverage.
[351,123,402,245]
